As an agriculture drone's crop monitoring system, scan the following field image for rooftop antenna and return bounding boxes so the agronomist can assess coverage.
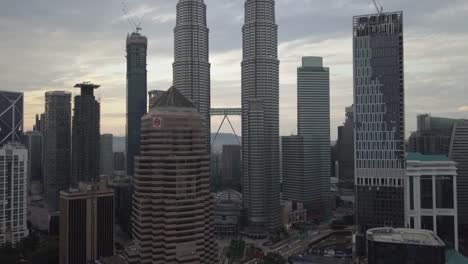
[121,1,142,33]
[372,0,383,14]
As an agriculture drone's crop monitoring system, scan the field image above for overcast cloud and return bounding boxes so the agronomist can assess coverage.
[1,0,467,139]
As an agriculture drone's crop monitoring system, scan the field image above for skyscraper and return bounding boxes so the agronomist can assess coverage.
[221,145,241,191]
[100,134,113,176]
[282,57,330,220]
[127,87,216,264]
[23,131,43,184]
[336,106,354,186]
[0,91,23,146]
[242,0,281,233]
[71,83,100,186]
[0,143,29,246]
[43,91,72,213]
[408,114,459,155]
[126,31,148,176]
[59,182,114,264]
[449,120,468,252]
[173,0,211,146]
[353,11,405,232]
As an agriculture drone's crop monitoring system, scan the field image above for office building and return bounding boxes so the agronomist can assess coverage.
[405,153,459,250]
[0,91,23,146]
[23,131,43,184]
[113,152,126,172]
[336,106,354,186]
[0,143,29,246]
[59,182,114,264]
[221,145,241,190]
[33,113,44,132]
[127,87,216,264]
[282,57,330,220]
[148,90,166,109]
[408,114,459,155]
[109,176,133,236]
[173,0,211,147]
[126,30,148,176]
[43,91,72,213]
[100,134,113,176]
[71,83,100,186]
[241,0,281,234]
[353,11,405,232]
[367,228,445,264]
[449,120,468,252]
[214,190,242,236]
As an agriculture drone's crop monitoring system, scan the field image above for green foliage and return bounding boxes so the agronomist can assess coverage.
[226,239,245,261]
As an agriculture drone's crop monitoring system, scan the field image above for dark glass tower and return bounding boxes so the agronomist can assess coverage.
[242,0,281,233]
[0,91,23,146]
[71,83,100,186]
[43,91,71,212]
[126,31,147,176]
[353,12,405,233]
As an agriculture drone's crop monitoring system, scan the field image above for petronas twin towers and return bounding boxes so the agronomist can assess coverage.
[173,0,280,233]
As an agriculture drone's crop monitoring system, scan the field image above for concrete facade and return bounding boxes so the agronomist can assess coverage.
[100,134,113,176]
[127,87,216,264]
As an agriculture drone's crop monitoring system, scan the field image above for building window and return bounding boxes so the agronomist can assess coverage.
[420,176,433,209]
[437,215,455,249]
[436,176,453,209]
[421,216,433,231]
[409,177,414,210]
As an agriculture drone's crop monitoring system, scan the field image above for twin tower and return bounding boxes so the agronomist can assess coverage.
[126,0,280,237]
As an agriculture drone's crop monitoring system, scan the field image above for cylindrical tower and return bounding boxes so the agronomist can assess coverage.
[241,0,281,233]
[173,0,211,147]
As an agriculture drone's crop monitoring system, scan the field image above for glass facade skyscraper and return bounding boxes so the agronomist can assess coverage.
[0,91,23,146]
[353,11,405,232]
[126,31,148,176]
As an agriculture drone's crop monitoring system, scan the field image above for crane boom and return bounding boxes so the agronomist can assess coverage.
[121,1,142,33]
[372,0,383,14]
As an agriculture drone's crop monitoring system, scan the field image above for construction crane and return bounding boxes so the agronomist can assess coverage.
[121,1,142,33]
[372,0,383,14]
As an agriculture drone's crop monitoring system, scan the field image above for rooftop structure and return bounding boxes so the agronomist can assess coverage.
[367,227,445,247]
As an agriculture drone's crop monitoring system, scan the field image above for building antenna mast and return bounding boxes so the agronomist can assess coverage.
[372,0,383,14]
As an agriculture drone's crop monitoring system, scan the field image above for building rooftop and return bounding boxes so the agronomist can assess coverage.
[406,152,450,162]
[446,250,468,264]
[367,228,445,247]
[153,86,195,110]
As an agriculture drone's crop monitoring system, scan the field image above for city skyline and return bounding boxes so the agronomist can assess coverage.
[4,0,467,139]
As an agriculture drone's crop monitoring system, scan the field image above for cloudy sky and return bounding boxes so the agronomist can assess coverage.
[2,0,467,139]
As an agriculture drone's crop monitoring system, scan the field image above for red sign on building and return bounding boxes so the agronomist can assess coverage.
[153,117,162,128]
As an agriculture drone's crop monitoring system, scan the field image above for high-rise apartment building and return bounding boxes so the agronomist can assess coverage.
[43,91,72,213]
[0,91,23,146]
[127,87,216,264]
[71,83,100,186]
[353,11,405,232]
[241,0,281,234]
[173,0,211,147]
[0,143,29,246]
[23,131,43,184]
[336,106,354,186]
[59,182,114,264]
[126,31,148,176]
[100,134,113,176]
[449,120,468,252]
[33,113,44,132]
[282,57,331,219]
